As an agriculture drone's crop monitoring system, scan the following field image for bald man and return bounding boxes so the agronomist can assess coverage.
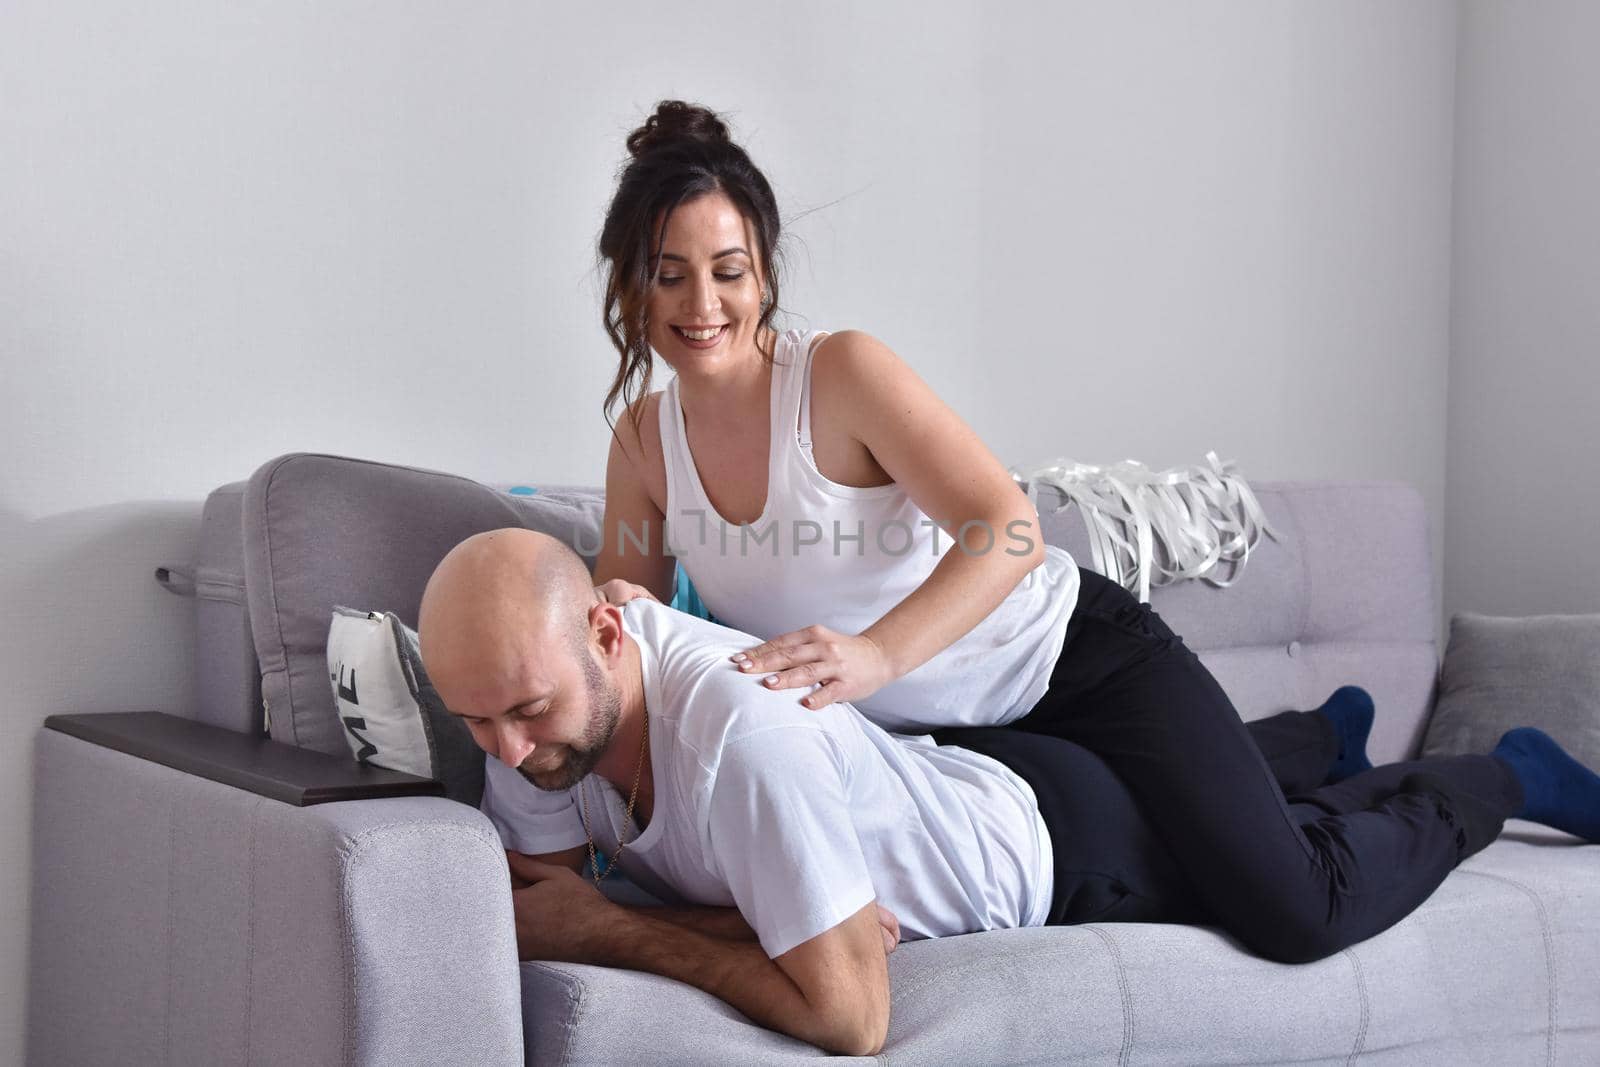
[417,528,1059,1057]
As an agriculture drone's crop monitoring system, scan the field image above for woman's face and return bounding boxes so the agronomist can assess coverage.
[643,191,767,374]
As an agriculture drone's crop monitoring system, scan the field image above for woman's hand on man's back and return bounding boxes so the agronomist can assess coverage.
[731,625,896,711]
[595,579,661,606]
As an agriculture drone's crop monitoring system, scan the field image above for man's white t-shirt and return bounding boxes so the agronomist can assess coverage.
[480,599,1054,958]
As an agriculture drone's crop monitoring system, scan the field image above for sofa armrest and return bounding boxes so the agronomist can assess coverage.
[29,725,522,1066]
[43,711,446,805]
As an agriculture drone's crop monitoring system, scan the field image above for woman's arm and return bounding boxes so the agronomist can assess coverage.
[592,404,677,602]
[734,329,1047,709]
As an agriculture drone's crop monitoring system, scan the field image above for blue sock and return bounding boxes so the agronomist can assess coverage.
[1319,685,1375,784]
[1491,727,1600,842]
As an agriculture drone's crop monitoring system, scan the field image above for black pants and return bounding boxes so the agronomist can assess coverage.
[935,568,1524,964]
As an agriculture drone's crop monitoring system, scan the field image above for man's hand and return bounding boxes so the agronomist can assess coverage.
[730,624,897,710]
[506,854,612,962]
[506,845,586,889]
[876,903,901,956]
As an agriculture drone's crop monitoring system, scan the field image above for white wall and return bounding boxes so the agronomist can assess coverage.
[1446,1,1600,619]
[1,2,1458,1059]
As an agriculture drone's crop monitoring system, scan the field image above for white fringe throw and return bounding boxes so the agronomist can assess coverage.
[1011,450,1278,603]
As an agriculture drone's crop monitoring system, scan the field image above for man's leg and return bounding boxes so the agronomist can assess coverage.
[1242,708,1338,796]
[1281,754,1521,857]
[931,726,1210,927]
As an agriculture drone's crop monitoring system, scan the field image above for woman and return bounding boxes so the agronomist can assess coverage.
[588,100,1600,960]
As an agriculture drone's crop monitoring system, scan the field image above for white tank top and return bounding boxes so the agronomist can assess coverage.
[656,327,1080,732]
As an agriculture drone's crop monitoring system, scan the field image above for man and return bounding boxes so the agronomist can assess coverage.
[417,528,1059,1056]
[417,528,1598,1055]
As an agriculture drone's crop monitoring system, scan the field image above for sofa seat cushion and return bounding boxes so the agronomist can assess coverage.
[519,830,1599,1065]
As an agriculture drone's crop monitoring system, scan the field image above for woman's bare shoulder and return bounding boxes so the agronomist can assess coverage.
[810,328,917,397]
[604,388,668,511]
[608,389,669,483]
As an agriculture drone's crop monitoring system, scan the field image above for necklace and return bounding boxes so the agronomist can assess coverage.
[579,711,650,886]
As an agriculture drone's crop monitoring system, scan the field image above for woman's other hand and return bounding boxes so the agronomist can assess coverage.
[731,624,896,710]
[596,578,661,607]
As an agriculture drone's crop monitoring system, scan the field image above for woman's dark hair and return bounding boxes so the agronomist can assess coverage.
[597,100,785,435]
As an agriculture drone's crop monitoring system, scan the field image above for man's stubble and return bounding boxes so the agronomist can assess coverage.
[518,646,622,793]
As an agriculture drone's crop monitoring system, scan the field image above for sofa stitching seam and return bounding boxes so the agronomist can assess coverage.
[1340,948,1369,1065]
[1192,638,1439,651]
[559,968,586,1067]
[1084,926,1133,1066]
[888,945,1075,1001]
[522,963,586,1067]
[1287,491,1311,648]
[1457,869,1558,1065]
[257,456,294,741]
[244,798,260,1066]
[165,786,179,1065]
[339,831,356,1066]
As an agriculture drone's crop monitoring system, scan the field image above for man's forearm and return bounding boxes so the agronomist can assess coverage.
[569,902,873,1055]
[627,904,757,941]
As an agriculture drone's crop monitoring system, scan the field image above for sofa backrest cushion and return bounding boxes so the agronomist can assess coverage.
[243,453,603,755]
[239,454,1438,764]
[1035,480,1438,764]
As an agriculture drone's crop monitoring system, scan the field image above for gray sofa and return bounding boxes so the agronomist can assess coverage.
[29,452,1600,1065]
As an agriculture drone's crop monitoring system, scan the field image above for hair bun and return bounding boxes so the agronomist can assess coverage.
[626,100,730,159]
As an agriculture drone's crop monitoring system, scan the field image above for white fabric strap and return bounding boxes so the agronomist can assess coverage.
[794,329,831,452]
[1011,451,1278,603]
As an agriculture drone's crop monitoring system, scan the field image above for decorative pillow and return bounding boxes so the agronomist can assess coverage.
[1422,612,1600,770]
[327,607,485,807]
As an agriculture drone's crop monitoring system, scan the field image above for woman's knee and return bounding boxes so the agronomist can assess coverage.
[1234,901,1350,964]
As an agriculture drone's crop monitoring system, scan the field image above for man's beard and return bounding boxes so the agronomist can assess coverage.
[518,650,621,792]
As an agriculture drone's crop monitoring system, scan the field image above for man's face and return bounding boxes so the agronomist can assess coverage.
[512,648,622,791]
[446,628,622,792]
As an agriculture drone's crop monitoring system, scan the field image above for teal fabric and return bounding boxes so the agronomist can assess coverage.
[670,563,713,622]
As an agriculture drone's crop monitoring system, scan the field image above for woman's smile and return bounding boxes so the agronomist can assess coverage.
[642,191,766,371]
[672,323,729,348]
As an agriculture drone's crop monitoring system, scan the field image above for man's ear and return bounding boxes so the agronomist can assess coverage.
[588,600,627,664]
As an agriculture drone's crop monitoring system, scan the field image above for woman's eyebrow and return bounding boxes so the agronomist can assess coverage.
[656,247,750,263]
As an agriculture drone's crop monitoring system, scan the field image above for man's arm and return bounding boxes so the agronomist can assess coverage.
[513,861,890,1056]
[507,849,755,937]
[631,904,760,941]
[624,902,901,955]
[506,852,900,951]
[595,901,890,1056]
